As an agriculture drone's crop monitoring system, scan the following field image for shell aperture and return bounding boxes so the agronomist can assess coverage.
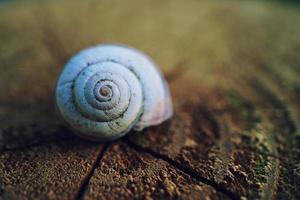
[55,44,173,141]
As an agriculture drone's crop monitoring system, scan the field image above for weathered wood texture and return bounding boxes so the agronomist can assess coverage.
[0,0,300,199]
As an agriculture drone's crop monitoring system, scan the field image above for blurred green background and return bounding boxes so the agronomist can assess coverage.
[1,0,300,103]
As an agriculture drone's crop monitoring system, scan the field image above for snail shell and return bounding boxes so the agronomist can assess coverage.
[55,44,173,141]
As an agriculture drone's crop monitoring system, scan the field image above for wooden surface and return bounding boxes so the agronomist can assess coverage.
[0,0,300,199]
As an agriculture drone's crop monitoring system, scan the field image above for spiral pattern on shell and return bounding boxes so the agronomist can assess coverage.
[55,44,173,141]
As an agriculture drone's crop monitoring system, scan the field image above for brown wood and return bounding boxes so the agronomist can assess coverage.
[0,1,300,199]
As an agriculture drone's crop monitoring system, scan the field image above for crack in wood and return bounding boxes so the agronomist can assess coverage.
[73,143,110,200]
[123,138,240,200]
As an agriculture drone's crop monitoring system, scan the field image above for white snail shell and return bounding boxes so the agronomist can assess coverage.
[55,44,173,141]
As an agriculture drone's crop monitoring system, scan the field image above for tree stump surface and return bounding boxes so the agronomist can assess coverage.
[0,1,300,199]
